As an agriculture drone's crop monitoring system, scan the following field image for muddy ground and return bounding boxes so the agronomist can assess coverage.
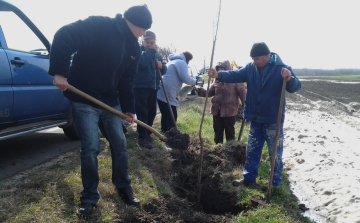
[283,77,360,223]
[293,79,360,104]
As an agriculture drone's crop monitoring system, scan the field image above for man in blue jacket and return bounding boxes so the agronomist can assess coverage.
[49,5,152,217]
[208,42,301,189]
[134,31,167,149]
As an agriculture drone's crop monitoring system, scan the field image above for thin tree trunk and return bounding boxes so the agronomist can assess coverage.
[196,0,222,209]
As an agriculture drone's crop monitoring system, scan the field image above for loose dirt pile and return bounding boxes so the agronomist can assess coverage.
[171,139,246,215]
[164,127,190,150]
[124,139,248,222]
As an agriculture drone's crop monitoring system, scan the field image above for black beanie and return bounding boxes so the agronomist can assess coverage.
[124,4,152,29]
[250,42,270,57]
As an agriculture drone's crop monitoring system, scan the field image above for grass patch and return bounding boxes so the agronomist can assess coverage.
[0,96,312,222]
[299,74,360,81]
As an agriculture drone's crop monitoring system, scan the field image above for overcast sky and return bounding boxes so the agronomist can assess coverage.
[6,0,360,70]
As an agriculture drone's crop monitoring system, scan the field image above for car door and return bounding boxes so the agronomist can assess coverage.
[0,10,69,123]
[0,29,12,124]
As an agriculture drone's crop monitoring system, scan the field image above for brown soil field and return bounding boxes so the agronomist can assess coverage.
[287,79,360,105]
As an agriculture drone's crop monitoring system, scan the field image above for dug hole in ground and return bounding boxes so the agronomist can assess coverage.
[283,78,360,223]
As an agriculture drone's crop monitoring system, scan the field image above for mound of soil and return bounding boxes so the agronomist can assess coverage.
[170,139,247,215]
[164,127,190,150]
[124,139,248,222]
[124,194,228,223]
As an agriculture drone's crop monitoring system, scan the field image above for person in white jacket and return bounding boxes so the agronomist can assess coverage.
[157,51,196,132]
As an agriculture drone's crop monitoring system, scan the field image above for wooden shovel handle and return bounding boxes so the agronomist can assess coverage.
[156,58,177,129]
[66,84,165,140]
[266,78,287,203]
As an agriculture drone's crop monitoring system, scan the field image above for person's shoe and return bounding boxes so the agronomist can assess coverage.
[77,203,95,217]
[138,138,152,149]
[232,179,256,187]
[116,187,140,206]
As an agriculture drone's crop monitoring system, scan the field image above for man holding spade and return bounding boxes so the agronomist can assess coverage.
[207,42,301,189]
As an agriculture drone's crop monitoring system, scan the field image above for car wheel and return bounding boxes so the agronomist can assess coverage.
[62,124,80,140]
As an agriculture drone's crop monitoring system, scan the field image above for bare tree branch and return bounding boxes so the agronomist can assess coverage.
[196,0,222,208]
[158,44,177,63]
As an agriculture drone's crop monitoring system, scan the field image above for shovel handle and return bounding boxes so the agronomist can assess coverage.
[266,78,287,203]
[237,118,246,141]
[156,58,177,129]
[66,84,165,140]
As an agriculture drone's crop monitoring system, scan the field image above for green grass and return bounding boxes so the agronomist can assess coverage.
[0,96,312,222]
[176,97,249,144]
[202,74,209,83]
[299,74,360,80]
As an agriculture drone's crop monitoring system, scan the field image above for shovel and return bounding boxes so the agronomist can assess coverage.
[237,118,246,141]
[66,84,190,150]
[266,77,287,203]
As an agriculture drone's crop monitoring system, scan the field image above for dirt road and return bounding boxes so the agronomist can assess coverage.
[0,127,80,181]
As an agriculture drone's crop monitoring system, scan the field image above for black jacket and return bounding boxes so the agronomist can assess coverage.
[48,14,140,113]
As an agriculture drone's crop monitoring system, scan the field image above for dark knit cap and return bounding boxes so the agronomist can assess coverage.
[124,4,152,29]
[250,42,270,57]
[143,30,156,40]
[183,51,193,64]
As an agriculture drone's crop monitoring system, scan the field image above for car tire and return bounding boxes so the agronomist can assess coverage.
[62,124,80,140]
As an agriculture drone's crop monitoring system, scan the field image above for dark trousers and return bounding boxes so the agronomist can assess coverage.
[134,88,158,139]
[157,99,177,133]
[72,102,130,204]
[213,113,236,144]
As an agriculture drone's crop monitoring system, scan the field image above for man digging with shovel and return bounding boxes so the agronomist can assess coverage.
[49,5,152,217]
[208,42,301,191]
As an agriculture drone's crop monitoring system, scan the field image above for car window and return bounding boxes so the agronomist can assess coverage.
[0,12,48,55]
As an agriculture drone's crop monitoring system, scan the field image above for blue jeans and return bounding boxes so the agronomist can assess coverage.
[72,102,131,204]
[243,121,284,186]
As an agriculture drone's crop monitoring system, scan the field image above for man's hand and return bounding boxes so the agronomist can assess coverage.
[125,112,135,123]
[149,44,158,52]
[53,74,68,91]
[156,61,162,69]
[207,68,219,79]
[281,68,291,82]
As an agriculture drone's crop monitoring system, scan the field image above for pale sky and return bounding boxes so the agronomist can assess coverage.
[5,0,360,70]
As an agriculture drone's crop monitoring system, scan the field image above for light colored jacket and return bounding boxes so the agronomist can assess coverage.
[157,53,196,106]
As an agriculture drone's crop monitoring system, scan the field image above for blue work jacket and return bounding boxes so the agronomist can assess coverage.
[218,53,301,124]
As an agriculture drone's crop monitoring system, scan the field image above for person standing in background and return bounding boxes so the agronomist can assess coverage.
[157,51,196,133]
[134,30,167,149]
[197,60,246,144]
